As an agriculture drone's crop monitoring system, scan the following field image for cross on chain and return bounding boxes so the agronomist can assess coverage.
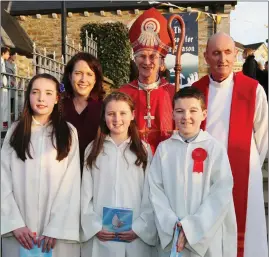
[144,111,155,128]
[144,90,155,128]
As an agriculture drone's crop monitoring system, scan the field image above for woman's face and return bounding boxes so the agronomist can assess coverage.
[70,60,96,99]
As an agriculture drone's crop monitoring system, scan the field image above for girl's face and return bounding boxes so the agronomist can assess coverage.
[30,78,58,122]
[70,60,96,99]
[105,100,134,139]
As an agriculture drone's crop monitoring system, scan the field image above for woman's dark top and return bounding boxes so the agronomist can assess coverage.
[63,97,102,173]
[242,55,258,79]
[243,55,268,99]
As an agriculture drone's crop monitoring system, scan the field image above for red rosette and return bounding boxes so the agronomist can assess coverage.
[192,148,207,173]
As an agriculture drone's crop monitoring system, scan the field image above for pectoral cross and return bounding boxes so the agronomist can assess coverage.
[143,90,155,128]
[144,111,155,128]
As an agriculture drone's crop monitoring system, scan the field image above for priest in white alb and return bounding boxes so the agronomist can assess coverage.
[192,32,268,257]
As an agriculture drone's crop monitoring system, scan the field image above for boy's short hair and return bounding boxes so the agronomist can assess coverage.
[9,48,16,56]
[173,87,206,110]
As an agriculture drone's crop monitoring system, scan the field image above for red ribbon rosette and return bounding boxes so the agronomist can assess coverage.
[192,148,207,173]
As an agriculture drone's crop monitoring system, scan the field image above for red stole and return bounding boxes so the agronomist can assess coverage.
[193,72,257,257]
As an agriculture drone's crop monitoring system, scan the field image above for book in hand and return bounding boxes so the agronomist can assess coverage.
[20,242,52,257]
[170,220,182,257]
[102,206,133,242]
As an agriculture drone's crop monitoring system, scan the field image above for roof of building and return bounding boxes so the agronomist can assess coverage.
[1,26,15,48]
[244,42,265,50]
[8,1,237,15]
[235,41,244,49]
[1,7,33,57]
[235,41,267,51]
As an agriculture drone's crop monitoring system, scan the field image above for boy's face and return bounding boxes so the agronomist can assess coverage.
[2,51,10,60]
[173,97,207,138]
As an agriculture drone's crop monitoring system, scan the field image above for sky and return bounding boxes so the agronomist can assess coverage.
[230,1,268,45]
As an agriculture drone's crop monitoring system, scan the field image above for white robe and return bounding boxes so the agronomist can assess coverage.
[206,73,268,257]
[148,130,237,257]
[80,137,157,257]
[1,119,81,257]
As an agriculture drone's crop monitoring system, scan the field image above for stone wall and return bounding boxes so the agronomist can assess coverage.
[15,54,33,77]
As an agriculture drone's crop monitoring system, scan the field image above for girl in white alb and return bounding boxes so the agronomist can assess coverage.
[1,73,81,257]
[80,91,157,257]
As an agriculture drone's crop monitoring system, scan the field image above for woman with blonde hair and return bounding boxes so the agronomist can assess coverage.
[242,48,259,79]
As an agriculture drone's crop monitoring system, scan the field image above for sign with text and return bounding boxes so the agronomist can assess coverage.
[163,13,199,86]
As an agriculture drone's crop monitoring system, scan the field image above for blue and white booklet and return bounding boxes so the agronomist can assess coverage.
[102,206,133,242]
[170,220,183,257]
[20,242,52,257]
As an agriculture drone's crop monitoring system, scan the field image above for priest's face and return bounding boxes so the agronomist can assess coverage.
[204,33,237,82]
[173,97,207,138]
[70,60,96,99]
[30,78,58,124]
[134,50,162,84]
[105,100,134,140]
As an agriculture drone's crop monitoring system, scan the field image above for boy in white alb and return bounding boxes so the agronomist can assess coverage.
[148,87,237,257]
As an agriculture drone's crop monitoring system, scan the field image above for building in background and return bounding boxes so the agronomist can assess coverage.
[234,41,268,71]
[244,42,268,68]
[4,1,237,79]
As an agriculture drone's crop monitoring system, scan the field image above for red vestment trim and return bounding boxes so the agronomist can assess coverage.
[193,72,258,257]
[119,78,175,153]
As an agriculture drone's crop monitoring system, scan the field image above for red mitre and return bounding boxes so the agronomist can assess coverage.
[129,7,173,57]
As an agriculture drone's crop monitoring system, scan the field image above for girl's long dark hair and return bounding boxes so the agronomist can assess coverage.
[10,73,72,162]
[87,92,148,171]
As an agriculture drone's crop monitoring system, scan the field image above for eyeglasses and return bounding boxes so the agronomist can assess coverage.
[135,54,161,62]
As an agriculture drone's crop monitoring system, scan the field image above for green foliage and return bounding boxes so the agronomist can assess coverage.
[80,22,132,88]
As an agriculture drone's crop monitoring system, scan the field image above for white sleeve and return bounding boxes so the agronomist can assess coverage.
[132,144,157,246]
[42,127,81,241]
[148,146,178,250]
[80,143,102,242]
[1,124,26,235]
[253,84,268,165]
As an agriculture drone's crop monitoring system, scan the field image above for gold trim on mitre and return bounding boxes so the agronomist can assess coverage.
[138,18,161,47]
